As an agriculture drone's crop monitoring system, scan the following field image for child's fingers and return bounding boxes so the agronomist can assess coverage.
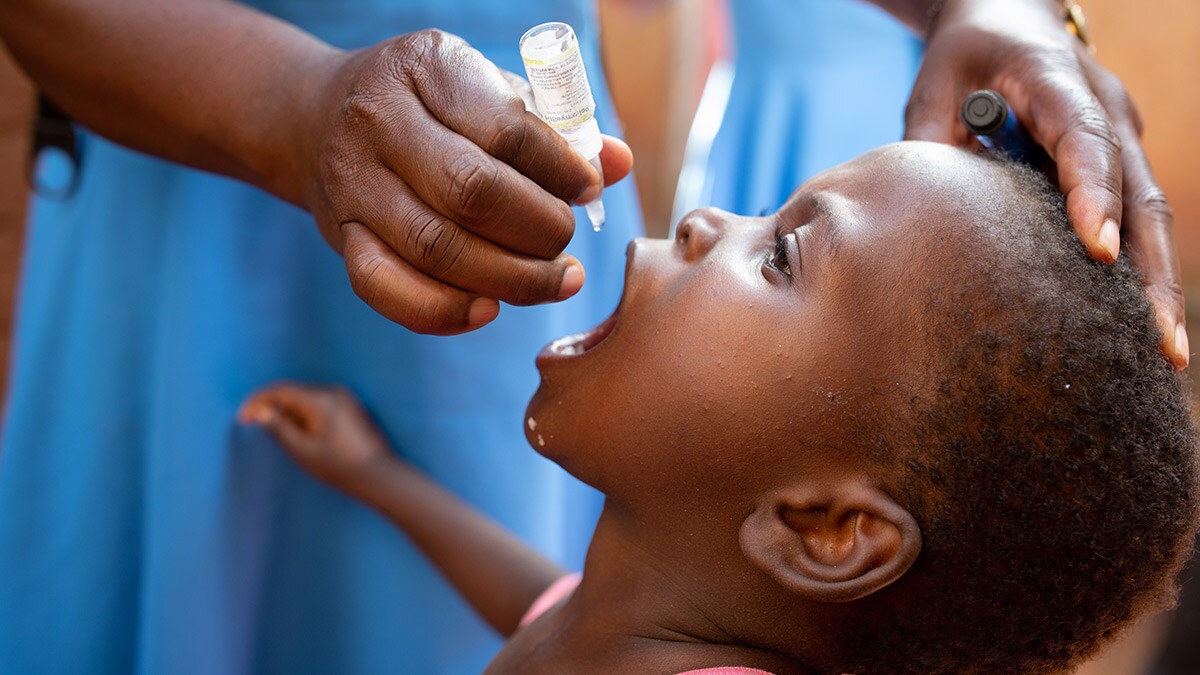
[239,385,323,455]
[239,382,325,428]
[254,404,317,454]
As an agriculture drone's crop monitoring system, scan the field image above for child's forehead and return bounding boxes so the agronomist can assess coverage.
[802,141,992,197]
[783,143,1010,257]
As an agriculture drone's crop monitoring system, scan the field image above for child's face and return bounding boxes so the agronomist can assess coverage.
[527,142,997,509]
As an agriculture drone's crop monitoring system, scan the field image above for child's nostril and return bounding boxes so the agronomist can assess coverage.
[677,223,691,246]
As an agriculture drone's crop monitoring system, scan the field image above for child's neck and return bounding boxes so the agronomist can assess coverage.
[485,502,811,675]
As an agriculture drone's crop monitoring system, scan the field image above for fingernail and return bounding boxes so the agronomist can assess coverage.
[467,297,500,327]
[1175,324,1190,369]
[1099,218,1120,262]
[575,180,601,206]
[558,261,585,300]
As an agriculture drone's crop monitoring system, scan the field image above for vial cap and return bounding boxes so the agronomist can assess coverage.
[961,90,1008,136]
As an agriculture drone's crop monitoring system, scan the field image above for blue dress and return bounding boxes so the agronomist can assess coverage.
[0,2,639,673]
[676,0,922,220]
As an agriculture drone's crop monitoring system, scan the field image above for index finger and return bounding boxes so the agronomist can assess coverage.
[1014,73,1124,263]
[406,31,600,204]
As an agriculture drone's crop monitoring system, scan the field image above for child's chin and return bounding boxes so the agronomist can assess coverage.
[522,390,584,472]
[523,391,556,457]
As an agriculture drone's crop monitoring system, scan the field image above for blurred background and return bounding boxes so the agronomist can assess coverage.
[0,1,1196,672]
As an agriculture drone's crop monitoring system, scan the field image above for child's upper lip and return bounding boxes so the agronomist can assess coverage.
[535,241,641,367]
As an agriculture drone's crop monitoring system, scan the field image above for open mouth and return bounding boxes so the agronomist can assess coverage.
[537,307,620,365]
[536,239,638,368]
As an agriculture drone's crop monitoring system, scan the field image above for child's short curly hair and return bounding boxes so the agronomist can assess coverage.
[837,156,1198,674]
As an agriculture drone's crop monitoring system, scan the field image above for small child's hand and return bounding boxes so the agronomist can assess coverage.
[239,383,394,495]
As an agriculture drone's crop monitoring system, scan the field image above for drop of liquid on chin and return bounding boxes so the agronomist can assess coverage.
[527,417,538,431]
[537,434,546,447]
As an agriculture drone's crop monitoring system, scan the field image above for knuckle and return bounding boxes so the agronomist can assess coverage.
[341,89,386,130]
[1132,185,1175,225]
[507,264,559,306]
[346,245,388,310]
[539,205,576,256]
[1033,45,1080,73]
[392,29,470,92]
[389,29,442,85]
[409,294,462,334]
[322,140,370,194]
[448,155,501,224]
[395,28,443,63]
[406,214,466,277]
[1076,107,1122,153]
[484,115,530,162]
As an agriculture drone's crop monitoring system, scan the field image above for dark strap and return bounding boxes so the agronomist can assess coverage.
[29,94,83,198]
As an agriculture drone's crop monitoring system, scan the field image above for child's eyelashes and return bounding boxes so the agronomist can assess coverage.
[765,228,799,280]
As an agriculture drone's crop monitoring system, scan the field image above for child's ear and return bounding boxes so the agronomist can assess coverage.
[739,481,921,602]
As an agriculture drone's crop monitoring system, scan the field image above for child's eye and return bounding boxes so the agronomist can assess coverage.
[766,231,792,277]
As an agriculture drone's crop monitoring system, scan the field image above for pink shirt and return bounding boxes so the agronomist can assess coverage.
[518,574,777,675]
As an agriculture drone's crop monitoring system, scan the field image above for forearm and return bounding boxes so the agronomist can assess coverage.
[863,0,938,33]
[356,459,567,637]
[0,0,340,206]
[865,0,1061,35]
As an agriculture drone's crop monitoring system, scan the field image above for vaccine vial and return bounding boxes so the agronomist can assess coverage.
[519,21,606,232]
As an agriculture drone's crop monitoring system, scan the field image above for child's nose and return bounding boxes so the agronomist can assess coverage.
[674,208,728,262]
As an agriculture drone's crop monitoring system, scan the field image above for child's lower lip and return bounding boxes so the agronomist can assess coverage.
[536,239,639,369]
[536,309,620,367]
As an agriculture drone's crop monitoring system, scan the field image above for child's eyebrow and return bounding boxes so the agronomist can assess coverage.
[806,193,843,262]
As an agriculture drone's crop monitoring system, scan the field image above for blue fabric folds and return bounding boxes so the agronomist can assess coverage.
[0,2,638,673]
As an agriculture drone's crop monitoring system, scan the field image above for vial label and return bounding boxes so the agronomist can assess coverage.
[522,44,595,131]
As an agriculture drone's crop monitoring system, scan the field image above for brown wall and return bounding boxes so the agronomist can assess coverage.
[0,46,32,415]
[1087,0,1200,292]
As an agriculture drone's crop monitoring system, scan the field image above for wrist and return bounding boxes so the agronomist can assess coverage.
[930,0,1062,38]
[353,454,425,512]
[246,42,346,209]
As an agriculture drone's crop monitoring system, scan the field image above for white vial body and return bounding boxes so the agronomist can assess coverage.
[520,21,605,231]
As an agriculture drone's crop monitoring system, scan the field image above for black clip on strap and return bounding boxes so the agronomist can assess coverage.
[29,95,83,200]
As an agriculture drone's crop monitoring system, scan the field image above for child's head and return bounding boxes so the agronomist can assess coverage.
[526,142,1199,674]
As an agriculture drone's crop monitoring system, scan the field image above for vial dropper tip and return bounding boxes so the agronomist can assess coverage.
[585,198,606,233]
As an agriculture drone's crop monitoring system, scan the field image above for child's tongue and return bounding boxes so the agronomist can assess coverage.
[546,310,619,357]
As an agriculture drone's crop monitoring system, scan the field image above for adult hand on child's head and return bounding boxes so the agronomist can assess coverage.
[286,29,633,336]
[903,0,1188,369]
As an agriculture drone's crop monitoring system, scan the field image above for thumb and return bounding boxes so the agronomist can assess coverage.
[903,67,969,145]
[598,135,633,187]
